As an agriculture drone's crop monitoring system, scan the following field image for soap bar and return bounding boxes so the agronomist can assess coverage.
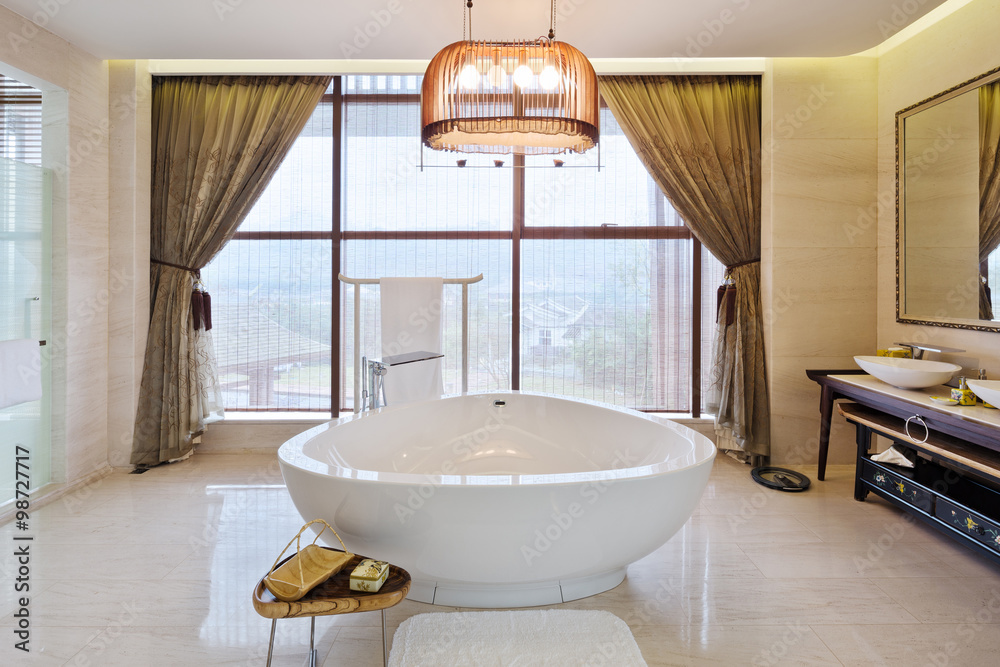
[349,559,389,593]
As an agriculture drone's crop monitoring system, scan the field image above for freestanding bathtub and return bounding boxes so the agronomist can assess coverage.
[278,392,716,608]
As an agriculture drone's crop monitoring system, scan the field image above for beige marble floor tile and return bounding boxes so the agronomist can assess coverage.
[28,541,195,581]
[163,531,306,583]
[669,511,821,545]
[92,490,231,519]
[803,499,946,543]
[0,512,153,545]
[94,472,212,495]
[0,556,55,617]
[812,623,1000,667]
[740,540,956,579]
[700,488,876,518]
[162,454,285,481]
[3,451,1000,665]
[70,624,337,667]
[632,624,842,666]
[31,485,126,518]
[0,626,100,666]
[323,625,387,667]
[0,579,252,628]
[34,487,229,520]
[121,490,302,548]
[628,541,765,581]
[914,537,1000,581]
[561,577,918,626]
[872,577,1000,623]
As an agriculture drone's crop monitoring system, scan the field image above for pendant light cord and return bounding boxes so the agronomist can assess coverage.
[463,1,554,42]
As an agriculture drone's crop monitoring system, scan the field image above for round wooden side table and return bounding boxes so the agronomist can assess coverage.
[253,550,411,667]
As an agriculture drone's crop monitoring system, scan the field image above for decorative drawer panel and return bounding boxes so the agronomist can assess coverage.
[861,460,933,512]
[936,499,1000,554]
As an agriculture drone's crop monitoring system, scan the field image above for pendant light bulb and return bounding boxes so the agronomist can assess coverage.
[459,64,480,89]
[513,64,534,88]
[539,64,559,90]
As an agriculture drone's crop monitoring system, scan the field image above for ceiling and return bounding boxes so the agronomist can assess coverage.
[0,0,951,60]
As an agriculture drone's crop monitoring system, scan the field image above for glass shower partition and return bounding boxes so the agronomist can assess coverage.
[0,157,52,505]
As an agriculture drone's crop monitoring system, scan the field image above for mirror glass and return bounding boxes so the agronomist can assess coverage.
[898,67,1000,331]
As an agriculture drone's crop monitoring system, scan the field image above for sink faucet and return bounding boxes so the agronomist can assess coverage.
[893,343,965,360]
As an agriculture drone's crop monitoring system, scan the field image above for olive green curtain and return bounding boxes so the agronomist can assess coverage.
[980,82,1000,321]
[131,75,331,466]
[600,75,768,460]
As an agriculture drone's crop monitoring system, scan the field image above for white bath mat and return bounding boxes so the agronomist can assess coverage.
[388,609,647,666]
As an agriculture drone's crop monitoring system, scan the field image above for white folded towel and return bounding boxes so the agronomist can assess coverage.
[0,339,43,410]
[379,277,444,405]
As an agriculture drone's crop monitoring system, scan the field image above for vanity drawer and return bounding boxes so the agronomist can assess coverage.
[861,460,934,512]
[936,499,1000,555]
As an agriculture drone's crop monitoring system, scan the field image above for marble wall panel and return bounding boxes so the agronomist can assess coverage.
[878,0,1000,376]
[0,7,111,485]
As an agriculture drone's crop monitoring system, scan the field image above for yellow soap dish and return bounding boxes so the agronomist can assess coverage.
[263,519,354,602]
[928,395,959,406]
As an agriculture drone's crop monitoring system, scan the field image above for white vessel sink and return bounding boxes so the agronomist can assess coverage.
[967,380,1000,407]
[853,355,962,389]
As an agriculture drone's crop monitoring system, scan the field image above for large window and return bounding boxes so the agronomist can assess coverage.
[0,74,42,166]
[203,75,724,415]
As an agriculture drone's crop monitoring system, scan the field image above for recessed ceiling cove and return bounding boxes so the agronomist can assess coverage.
[0,0,950,60]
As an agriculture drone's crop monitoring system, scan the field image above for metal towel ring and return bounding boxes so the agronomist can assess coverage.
[904,415,930,445]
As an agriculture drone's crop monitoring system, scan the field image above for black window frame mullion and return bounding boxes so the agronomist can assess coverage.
[331,76,343,415]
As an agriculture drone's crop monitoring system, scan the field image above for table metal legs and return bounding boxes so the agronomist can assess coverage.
[309,616,317,667]
[382,609,388,666]
[264,611,390,666]
[265,619,276,666]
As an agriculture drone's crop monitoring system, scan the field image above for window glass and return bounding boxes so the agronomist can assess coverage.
[204,75,723,415]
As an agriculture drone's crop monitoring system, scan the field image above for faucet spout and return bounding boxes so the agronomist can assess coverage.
[893,342,965,360]
[361,356,388,411]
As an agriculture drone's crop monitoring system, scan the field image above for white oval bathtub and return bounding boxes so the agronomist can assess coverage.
[278,392,716,608]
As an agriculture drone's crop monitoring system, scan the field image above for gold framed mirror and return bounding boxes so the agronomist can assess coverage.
[896,65,1000,332]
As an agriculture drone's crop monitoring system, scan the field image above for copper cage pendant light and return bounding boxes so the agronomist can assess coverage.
[421,0,599,156]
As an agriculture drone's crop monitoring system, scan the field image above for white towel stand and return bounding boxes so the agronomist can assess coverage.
[338,273,484,412]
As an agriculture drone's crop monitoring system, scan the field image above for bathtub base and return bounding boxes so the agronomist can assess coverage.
[410,567,628,609]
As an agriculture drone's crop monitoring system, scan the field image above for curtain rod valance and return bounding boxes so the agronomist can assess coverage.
[152,74,332,88]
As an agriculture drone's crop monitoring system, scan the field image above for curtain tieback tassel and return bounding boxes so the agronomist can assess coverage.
[202,291,212,331]
[150,258,211,332]
[191,289,204,330]
[716,284,728,324]
[716,258,759,328]
[716,284,737,327]
[191,283,212,331]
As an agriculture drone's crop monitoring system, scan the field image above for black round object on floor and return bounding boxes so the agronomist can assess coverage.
[751,467,811,492]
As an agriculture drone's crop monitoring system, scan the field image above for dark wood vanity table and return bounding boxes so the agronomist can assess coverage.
[807,370,1000,480]
[807,369,1000,565]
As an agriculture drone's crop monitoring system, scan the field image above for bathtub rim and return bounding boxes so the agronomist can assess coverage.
[278,391,716,487]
